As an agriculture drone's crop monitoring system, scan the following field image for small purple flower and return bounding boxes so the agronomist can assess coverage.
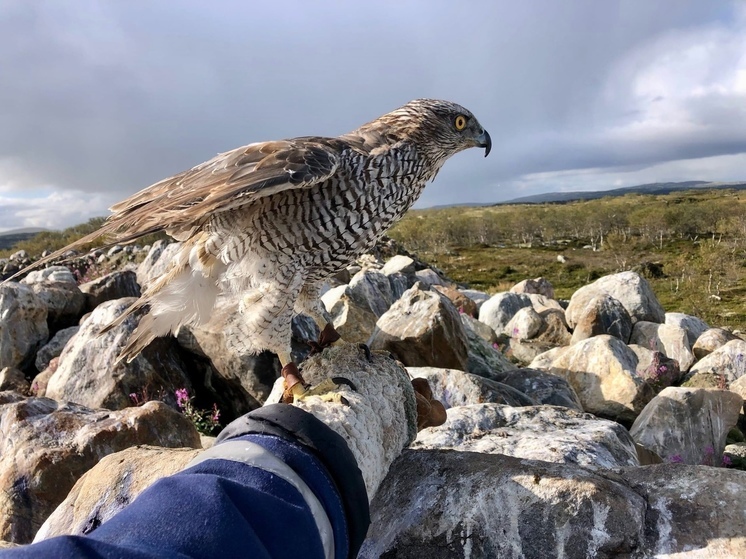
[669,454,684,464]
[211,404,221,423]
[458,307,465,314]
[129,393,140,405]
[175,388,189,409]
[492,342,499,350]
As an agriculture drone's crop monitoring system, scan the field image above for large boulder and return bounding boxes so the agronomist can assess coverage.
[566,271,665,327]
[510,277,555,299]
[629,320,695,372]
[47,298,193,411]
[460,315,517,379]
[369,284,469,371]
[0,397,200,544]
[432,285,477,317]
[685,339,746,386]
[478,292,533,333]
[347,268,395,318]
[321,285,378,344]
[569,294,632,344]
[529,335,655,423]
[692,327,739,360]
[413,403,639,469]
[34,326,79,372]
[489,368,583,411]
[136,241,181,289]
[34,446,199,542]
[407,368,536,408]
[665,312,709,347]
[503,306,542,340]
[628,345,682,391]
[79,270,141,312]
[362,451,746,558]
[630,387,743,465]
[22,266,85,329]
[0,283,48,370]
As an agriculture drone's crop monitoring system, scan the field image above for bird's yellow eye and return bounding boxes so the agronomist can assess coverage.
[454,115,467,131]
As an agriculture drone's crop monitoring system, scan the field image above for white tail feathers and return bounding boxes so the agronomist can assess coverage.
[114,264,220,364]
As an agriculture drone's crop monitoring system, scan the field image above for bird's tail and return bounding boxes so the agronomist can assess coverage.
[111,255,221,364]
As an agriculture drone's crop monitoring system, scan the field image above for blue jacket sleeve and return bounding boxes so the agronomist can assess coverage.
[0,404,370,559]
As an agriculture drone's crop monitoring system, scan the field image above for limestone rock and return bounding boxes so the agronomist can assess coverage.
[414,268,446,287]
[461,319,517,379]
[458,288,490,311]
[510,277,555,299]
[730,375,746,401]
[0,283,48,370]
[685,339,746,386]
[0,367,29,394]
[503,306,542,340]
[22,266,85,329]
[478,292,533,333]
[348,268,394,318]
[407,367,536,408]
[629,320,695,372]
[500,338,559,367]
[526,293,564,313]
[323,288,378,344]
[34,446,199,541]
[362,450,746,559]
[21,266,76,285]
[0,398,200,543]
[47,298,193,411]
[569,294,632,344]
[629,344,682,390]
[79,270,141,312]
[630,387,743,465]
[460,313,497,344]
[534,308,572,345]
[665,312,709,347]
[381,255,415,278]
[369,284,469,370]
[529,335,655,422]
[489,367,583,410]
[413,403,639,469]
[692,327,738,360]
[566,271,665,327]
[34,326,78,372]
[432,284,477,317]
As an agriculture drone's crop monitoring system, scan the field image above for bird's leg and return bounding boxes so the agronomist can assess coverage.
[279,350,354,405]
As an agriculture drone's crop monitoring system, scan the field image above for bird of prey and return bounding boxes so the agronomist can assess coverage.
[13,99,491,401]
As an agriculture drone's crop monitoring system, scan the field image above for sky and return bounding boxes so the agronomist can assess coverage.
[1,0,746,231]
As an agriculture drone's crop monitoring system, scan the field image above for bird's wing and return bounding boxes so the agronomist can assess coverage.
[4,137,351,281]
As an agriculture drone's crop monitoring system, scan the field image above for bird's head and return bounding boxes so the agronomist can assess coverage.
[356,98,491,160]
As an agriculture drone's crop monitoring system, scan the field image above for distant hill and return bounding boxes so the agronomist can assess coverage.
[0,228,49,251]
[499,181,746,205]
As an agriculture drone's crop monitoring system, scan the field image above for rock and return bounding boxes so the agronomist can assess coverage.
[569,294,632,344]
[478,292,533,333]
[413,403,639,469]
[460,314,496,344]
[348,268,395,318]
[458,288,490,311]
[9,249,28,262]
[34,326,79,372]
[34,446,200,541]
[510,277,555,299]
[500,338,559,367]
[0,398,200,543]
[47,298,194,411]
[177,294,293,416]
[503,306,542,340]
[628,345,682,390]
[136,241,181,289]
[665,312,709,347]
[0,367,29,394]
[730,375,746,401]
[79,270,141,312]
[30,360,57,397]
[630,387,743,465]
[526,293,564,313]
[629,320,695,372]
[533,308,572,345]
[387,272,412,300]
[489,368,583,411]
[362,450,746,558]
[0,283,48,370]
[461,318,517,380]
[323,287,378,344]
[529,335,655,423]
[566,271,665,327]
[407,367,536,408]
[369,284,469,370]
[22,266,85,329]
[432,284,477,317]
[724,442,746,469]
[414,268,446,287]
[685,339,746,386]
[381,255,415,277]
[692,327,738,360]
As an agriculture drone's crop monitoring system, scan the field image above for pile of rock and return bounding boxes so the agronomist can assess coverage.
[1,241,745,557]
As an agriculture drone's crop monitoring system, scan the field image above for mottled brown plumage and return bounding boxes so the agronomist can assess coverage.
[11,99,491,381]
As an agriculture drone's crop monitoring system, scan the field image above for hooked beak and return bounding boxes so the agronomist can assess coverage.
[476,129,492,157]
